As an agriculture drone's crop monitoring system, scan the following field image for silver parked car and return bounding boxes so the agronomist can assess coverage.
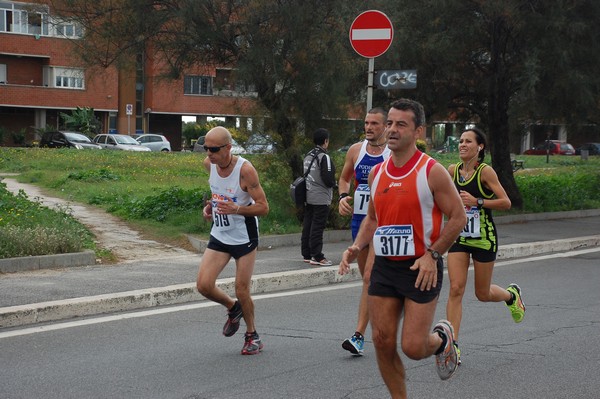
[92,134,151,152]
[244,134,276,154]
[193,136,245,154]
[135,134,171,152]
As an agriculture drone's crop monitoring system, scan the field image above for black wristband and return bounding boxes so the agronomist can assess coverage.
[339,193,349,201]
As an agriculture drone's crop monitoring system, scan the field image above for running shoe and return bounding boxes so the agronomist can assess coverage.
[303,258,311,263]
[223,301,243,337]
[433,319,458,380]
[506,283,525,323]
[342,333,364,356]
[310,258,333,266]
[454,342,461,366]
[241,332,264,355]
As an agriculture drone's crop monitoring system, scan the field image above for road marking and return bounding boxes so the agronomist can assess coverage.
[496,247,600,266]
[1,246,598,339]
[0,283,362,339]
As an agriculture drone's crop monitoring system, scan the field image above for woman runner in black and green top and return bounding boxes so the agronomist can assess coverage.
[445,127,525,365]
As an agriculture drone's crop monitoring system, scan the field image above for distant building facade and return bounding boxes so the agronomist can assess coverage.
[0,0,258,150]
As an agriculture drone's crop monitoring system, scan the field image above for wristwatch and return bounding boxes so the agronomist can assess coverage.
[427,248,441,260]
[477,197,484,209]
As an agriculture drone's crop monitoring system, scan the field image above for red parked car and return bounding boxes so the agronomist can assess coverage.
[523,140,575,155]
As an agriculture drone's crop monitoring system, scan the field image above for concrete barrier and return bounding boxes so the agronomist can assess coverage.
[0,264,361,328]
[0,250,96,273]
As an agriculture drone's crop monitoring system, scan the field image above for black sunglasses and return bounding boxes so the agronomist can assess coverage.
[203,144,228,153]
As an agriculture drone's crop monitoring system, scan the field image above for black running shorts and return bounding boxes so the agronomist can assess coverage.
[368,256,443,304]
[207,235,258,259]
[448,242,497,262]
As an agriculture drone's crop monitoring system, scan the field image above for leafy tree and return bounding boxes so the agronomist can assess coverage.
[181,122,210,150]
[59,106,102,137]
[50,0,364,175]
[378,0,600,208]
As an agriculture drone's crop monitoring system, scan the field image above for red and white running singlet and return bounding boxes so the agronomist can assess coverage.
[371,151,443,261]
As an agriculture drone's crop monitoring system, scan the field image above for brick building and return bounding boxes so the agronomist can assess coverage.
[0,0,258,150]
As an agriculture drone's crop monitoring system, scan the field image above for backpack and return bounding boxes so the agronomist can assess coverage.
[290,153,318,206]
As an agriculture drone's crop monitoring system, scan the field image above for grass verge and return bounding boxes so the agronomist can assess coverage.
[1,147,599,259]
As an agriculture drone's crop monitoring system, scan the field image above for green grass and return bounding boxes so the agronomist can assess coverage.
[0,183,96,258]
[1,147,599,259]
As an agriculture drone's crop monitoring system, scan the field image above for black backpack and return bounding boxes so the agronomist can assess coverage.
[289,153,318,206]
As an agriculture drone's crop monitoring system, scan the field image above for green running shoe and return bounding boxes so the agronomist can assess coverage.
[506,283,525,323]
[454,342,461,366]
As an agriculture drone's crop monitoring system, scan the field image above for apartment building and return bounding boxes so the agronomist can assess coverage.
[0,0,258,150]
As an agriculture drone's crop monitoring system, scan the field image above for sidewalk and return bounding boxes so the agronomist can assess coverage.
[1,210,599,328]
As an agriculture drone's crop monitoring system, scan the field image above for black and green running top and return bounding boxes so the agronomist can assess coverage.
[452,162,498,252]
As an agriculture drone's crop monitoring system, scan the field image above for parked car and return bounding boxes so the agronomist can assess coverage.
[39,131,102,150]
[193,136,245,154]
[244,134,276,154]
[92,134,151,152]
[135,133,171,152]
[575,142,600,156]
[523,140,575,155]
[337,144,352,153]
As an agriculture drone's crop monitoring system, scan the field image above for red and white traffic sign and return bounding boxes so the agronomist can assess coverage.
[349,10,393,58]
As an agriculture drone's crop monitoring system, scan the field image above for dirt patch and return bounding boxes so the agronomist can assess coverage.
[1,176,197,263]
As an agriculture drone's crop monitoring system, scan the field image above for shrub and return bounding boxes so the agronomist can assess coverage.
[0,182,94,259]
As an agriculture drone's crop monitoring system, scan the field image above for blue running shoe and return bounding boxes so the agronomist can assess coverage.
[342,333,364,356]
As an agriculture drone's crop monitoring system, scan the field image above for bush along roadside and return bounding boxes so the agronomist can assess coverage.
[0,181,95,259]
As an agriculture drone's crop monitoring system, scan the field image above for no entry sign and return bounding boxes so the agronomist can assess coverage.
[349,10,393,58]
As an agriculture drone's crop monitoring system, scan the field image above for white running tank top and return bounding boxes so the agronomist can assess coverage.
[208,157,258,245]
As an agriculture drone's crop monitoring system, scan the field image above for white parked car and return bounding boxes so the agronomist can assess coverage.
[135,133,171,152]
[92,134,151,152]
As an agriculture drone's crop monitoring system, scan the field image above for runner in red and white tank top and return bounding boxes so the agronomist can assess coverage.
[338,99,467,396]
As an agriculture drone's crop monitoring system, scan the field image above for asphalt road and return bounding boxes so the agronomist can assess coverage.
[1,246,599,399]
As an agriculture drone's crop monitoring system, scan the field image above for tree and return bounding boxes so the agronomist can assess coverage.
[59,106,102,137]
[378,0,600,208]
[50,0,364,175]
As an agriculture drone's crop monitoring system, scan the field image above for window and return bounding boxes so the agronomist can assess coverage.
[55,68,84,89]
[184,75,213,95]
[0,2,49,35]
[51,17,83,38]
[0,63,6,84]
[215,68,256,94]
[43,66,85,89]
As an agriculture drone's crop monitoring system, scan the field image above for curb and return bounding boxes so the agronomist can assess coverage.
[2,235,599,329]
[0,265,362,329]
[497,235,600,259]
[0,250,96,273]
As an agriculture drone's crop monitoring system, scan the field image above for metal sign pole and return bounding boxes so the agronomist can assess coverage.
[367,57,374,111]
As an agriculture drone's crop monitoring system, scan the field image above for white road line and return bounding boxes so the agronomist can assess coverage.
[0,283,362,339]
[1,246,598,339]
